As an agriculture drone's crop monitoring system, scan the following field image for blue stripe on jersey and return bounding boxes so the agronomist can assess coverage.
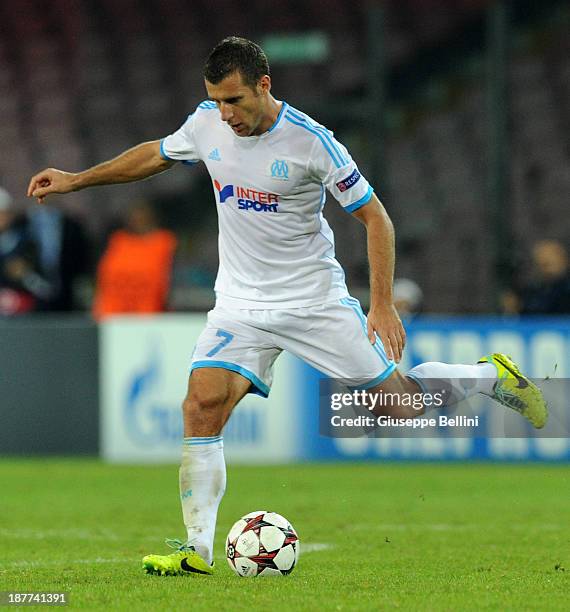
[267,101,288,133]
[198,100,217,110]
[159,138,174,161]
[285,113,343,168]
[286,107,347,161]
[286,107,348,165]
[344,185,374,213]
[161,112,195,161]
[160,138,198,165]
[318,182,326,211]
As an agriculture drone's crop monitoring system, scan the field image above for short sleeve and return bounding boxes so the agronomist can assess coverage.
[309,131,373,213]
[160,113,200,165]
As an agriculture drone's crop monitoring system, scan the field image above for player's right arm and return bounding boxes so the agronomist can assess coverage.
[27,140,175,204]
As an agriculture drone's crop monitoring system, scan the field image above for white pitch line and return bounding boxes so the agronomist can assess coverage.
[349,523,566,532]
[300,542,333,554]
[7,558,135,568]
[9,545,333,569]
[212,542,333,562]
[0,528,120,540]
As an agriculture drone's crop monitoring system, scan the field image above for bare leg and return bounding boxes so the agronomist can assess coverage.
[367,369,424,419]
[182,367,253,436]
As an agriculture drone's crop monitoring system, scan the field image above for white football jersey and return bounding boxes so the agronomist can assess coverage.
[161,100,374,309]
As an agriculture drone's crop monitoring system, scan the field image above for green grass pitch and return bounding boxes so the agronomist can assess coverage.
[1,459,568,610]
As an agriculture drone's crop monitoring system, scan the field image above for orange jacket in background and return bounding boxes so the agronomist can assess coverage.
[93,229,177,320]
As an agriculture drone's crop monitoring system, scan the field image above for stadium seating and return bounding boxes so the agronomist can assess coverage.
[1,0,567,312]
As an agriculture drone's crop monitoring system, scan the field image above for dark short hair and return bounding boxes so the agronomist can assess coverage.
[204,36,269,89]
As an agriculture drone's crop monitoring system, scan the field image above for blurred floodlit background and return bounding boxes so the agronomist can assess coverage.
[0,0,569,460]
[0,0,568,314]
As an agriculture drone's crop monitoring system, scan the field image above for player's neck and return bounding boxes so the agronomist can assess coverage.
[256,96,282,135]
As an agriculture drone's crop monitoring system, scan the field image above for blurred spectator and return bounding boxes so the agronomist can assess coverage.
[93,200,177,320]
[393,278,423,317]
[502,240,570,315]
[26,204,91,311]
[0,188,53,315]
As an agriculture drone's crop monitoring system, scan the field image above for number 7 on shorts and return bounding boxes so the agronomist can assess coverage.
[206,329,234,357]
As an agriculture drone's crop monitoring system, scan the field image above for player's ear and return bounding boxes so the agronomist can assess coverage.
[258,75,271,95]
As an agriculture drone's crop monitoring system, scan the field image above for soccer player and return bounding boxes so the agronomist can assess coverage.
[27,37,547,576]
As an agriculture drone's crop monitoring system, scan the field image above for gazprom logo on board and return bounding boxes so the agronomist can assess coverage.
[271,159,289,180]
[124,347,262,447]
[124,347,182,446]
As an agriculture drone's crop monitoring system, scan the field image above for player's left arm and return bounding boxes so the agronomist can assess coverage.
[352,193,405,363]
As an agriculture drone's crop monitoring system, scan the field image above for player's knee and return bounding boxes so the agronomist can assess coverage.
[183,385,231,417]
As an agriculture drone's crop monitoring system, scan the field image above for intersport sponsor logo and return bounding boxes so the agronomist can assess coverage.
[214,180,279,213]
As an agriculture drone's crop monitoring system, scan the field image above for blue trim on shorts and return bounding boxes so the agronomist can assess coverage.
[340,297,394,369]
[347,363,397,391]
[190,360,270,398]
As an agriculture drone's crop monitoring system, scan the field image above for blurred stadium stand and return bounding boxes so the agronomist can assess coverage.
[0,0,568,312]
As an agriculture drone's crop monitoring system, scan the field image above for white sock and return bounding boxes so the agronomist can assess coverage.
[179,436,226,566]
[406,362,497,407]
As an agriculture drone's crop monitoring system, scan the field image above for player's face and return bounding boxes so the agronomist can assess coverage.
[205,71,270,137]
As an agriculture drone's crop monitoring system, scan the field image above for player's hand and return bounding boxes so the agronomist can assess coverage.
[367,303,406,363]
[27,168,77,204]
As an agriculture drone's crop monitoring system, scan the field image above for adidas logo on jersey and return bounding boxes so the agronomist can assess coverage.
[208,148,222,161]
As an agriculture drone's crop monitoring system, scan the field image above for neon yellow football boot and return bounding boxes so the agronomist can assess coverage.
[478,353,548,429]
[142,539,214,576]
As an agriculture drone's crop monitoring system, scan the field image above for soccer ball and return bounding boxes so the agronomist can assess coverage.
[226,510,299,577]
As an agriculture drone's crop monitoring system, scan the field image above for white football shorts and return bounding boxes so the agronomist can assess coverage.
[189,296,396,397]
